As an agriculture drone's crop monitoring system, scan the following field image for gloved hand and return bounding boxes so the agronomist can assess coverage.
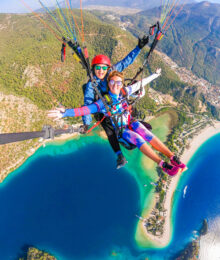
[138,35,149,49]
[79,124,89,134]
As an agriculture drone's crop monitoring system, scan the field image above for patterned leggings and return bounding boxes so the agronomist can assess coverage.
[122,121,154,149]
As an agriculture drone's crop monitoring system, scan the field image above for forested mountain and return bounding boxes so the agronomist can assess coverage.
[118,1,220,85]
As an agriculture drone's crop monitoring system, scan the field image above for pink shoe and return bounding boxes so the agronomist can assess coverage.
[170,155,187,170]
[159,161,181,176]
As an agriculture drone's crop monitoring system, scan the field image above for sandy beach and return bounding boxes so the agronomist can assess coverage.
[139,120,220,247]
[181,121,220,163]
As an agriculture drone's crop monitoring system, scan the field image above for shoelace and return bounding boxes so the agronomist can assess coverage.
[173,156,181,164]
[163,162,173,170]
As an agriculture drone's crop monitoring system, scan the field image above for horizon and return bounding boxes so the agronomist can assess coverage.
[0,0,219,13]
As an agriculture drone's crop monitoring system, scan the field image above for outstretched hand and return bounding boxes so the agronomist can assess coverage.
[156,68,162,75]
[48,107,65,121]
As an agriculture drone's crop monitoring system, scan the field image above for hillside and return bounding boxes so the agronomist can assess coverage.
[117,1,220,86]
[0,91,58,181]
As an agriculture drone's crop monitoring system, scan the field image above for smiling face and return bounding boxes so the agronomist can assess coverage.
[94,64,109,80]
[108,75,123,95]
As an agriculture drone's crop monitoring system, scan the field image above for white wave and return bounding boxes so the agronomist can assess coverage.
[199,217,220,260]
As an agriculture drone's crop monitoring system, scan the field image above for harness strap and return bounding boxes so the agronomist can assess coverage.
[104,94,113,105]
[128,114,132,130]
[149,24,157,36]
[86,115,106,134]
[61,42,66,62]
[120,87,128,97]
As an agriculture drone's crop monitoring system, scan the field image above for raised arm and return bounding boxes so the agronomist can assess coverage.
[125,69,161,96]
[112,46,141,72]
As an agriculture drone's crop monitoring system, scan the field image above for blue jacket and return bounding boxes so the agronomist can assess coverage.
[82,45,141,125]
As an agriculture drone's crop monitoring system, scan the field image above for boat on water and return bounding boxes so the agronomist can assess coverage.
[183,185,188,198]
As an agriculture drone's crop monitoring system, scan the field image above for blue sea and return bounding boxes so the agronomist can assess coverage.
[1,133,220,260]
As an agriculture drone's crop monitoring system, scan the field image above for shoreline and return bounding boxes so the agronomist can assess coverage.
[181,121,220,164]
[138,120,220,247]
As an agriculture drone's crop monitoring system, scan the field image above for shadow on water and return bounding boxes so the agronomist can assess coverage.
[0,144,140,259]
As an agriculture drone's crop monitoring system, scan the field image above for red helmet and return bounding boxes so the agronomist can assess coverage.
[91,54,111,67]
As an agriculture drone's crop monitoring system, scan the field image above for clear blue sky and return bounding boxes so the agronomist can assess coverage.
[0,0,41,13]
[0,0,219,13]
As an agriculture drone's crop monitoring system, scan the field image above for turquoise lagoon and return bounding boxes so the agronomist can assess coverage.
[0,133,220,259]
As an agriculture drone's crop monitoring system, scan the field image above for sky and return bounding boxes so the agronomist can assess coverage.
[0,0,40,13]
[0,0,219,13]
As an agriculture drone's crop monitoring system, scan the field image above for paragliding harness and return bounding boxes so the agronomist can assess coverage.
[101,88,152,150]
[100,88,135,150]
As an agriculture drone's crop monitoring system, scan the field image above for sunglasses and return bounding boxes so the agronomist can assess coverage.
[95,65,108,71]
[109,79,123,87]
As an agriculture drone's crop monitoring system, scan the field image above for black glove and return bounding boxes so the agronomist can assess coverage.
[138,35,149,49]
[79,124,89,134]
